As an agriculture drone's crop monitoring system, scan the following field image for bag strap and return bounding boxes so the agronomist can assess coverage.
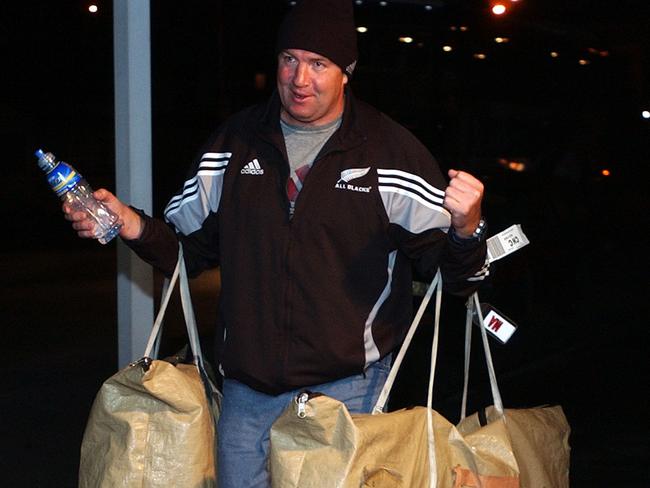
[143,245,206,371]
[373,269,443,414]
[460,293,504,418]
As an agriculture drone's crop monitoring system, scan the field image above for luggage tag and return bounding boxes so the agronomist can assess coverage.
[486,224,529,263]
[472,303,518,344]
[475,224,529,344]
[413,224,530,344]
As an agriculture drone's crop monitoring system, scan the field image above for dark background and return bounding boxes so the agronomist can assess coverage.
[1,0,648,486]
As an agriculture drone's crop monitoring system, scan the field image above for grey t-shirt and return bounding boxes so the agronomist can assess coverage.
[281,116,342,175]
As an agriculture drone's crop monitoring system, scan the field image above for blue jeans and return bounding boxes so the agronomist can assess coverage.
[217,355,392,488]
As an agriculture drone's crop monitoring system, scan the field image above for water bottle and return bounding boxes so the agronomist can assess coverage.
[35,149,122,244]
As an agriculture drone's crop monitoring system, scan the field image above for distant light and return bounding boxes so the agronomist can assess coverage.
[474,53,487,60]
[442,45,453,52]
[642,110,650,119]
[379,1,388,6]
[509,162,525,172]
[498,158,526,172]
[550,51,559,58]
[254,72,267,91]
[492,4,507,15]
[459,26,469,32]
[495,37,509,43]
[355,0,363,4]
[88,4,98,13]
[399,36,414,44]
[450,26,458,31]
[601,169,611,177]
[357,26,368,33]
[289,1,296,5]
[578,59,590,65]
[425,5,433,11]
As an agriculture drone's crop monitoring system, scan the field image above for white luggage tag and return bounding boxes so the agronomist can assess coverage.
[486,224,529,263]
[472,303,518,344]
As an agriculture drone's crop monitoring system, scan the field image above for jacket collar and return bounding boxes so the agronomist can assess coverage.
[255,88,369,157]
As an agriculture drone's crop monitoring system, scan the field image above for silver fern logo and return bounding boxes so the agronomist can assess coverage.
[335,167,372,193]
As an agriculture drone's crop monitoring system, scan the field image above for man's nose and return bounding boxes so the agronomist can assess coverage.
[292,63,309,87]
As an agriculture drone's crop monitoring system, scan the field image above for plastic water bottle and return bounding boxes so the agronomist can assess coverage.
[35,149,122,244]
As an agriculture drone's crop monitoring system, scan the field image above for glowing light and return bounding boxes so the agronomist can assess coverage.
[587,47,609,57]
[642,110,650,119]
[425,5,433,10]
[492,4,507,15]
[498,158,526,172]
[601,169,611,177]
[495,37,509,43]
[88,4,98,13]
[356,26,368,33]
[578,59,590,65]
[450,26,458,31]
[379,1,387,6]
[460,26,469,32]
[550,51,559,58]
[474,53,487,60]
[399,36,414,44]
[442,45,453,52]
[355,0,363,4]
[254,72,267,91]
[509,162,525,172]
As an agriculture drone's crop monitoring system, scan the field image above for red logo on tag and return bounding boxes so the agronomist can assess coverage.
[488,315,503,332]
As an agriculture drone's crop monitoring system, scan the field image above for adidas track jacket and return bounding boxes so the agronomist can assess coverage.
[127,90,488,395]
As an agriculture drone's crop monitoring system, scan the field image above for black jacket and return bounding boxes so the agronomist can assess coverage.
[127,90,489,394]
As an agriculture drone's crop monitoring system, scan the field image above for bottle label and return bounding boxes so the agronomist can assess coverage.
[46,162,82,196]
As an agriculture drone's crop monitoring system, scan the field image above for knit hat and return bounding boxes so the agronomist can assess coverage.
[276,0,358,77]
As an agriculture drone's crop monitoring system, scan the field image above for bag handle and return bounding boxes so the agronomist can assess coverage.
[143,244,206,371]
[460,293,504,418]
[373,269,443,414]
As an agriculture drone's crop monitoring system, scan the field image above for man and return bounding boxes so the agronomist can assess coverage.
[66,0,489,486]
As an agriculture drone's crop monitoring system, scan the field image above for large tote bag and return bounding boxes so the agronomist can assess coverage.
[457,294,570,488]
[79,246,220,488]
[269,272,570,487]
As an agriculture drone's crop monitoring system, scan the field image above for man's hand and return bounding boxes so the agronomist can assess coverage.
[443,169,484,238]
[63,189,144,241]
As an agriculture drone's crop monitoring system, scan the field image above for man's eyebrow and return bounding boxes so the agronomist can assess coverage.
[307,55,329,63]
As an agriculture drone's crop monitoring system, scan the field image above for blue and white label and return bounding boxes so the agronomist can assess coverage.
[46,162,82,196]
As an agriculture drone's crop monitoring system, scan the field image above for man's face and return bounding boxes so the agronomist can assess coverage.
[277,48,348,127]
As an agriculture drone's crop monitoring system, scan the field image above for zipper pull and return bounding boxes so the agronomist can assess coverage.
[296,392,309,418]
[129,356,153,372]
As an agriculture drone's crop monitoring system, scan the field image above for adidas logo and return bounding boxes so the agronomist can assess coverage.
[241,158,264,175]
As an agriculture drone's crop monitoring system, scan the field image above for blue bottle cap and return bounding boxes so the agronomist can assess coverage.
[35,149,45,159]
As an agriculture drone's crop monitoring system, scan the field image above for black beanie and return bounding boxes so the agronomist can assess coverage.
[276,0,358,77]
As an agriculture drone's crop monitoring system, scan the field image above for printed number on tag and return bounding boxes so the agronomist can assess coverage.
[487,224,530,263]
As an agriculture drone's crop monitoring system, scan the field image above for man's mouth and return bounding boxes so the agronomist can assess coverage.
[291,91,311,102]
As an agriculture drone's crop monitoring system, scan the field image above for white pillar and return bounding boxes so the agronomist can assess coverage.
[114,0,153,366]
